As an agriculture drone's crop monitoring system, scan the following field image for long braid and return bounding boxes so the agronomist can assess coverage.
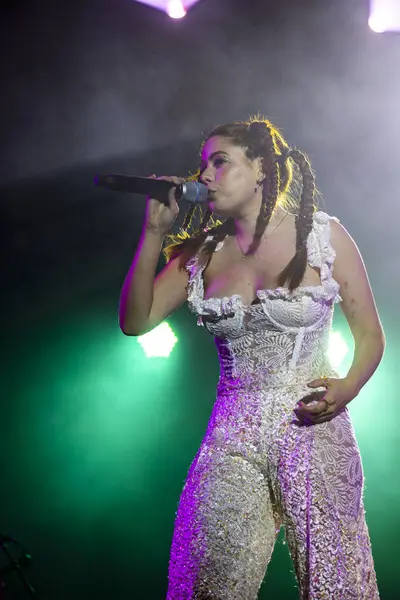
[277,148,316,291]
[246,122,280,256]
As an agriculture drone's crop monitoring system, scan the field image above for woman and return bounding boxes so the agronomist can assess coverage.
[119,118,385,599]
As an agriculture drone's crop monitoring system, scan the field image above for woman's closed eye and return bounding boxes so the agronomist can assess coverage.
[199,156,228,176]
[214,157,227,168]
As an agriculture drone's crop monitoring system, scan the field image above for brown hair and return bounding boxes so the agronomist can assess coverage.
[163,116,317,292]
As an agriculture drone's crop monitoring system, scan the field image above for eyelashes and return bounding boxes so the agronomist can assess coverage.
[200,156,228,174]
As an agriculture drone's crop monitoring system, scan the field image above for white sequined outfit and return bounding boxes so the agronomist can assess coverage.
[166,212,379,599]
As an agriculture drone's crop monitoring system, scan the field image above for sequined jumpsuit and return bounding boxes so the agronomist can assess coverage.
[166,212,379,599]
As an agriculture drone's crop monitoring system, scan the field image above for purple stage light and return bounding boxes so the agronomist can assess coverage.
[369,0,400,32]
[133,0,202,19]
[167,0,186,19]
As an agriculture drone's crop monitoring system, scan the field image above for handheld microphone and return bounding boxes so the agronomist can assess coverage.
[94,174,209,205]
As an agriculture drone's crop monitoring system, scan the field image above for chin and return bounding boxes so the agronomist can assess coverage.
[208,197,231,217]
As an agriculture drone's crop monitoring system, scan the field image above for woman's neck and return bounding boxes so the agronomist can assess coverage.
[234,205,288,240]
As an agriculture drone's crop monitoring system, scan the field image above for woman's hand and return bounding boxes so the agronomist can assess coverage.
[145,175,186,235]
[294,377,359,424]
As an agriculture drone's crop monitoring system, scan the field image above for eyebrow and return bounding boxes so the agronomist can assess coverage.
[200,150,230,168]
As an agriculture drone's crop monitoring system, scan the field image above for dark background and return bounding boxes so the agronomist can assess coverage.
[1,0,398,598]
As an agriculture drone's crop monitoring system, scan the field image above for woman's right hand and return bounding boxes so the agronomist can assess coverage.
[144,175,186,235]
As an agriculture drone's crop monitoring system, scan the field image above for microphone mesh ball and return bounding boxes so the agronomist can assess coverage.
[184,182,209,204]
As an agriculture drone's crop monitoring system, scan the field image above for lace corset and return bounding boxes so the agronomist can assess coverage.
[186,212,342,390]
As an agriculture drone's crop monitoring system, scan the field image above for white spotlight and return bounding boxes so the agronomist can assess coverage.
[369,16,385,33]
[133,1,201,19]
[369,0,400,32]
[167,0,187,19]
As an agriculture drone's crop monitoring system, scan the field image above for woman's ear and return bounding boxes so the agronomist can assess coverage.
[251,158,265,185]
[254,157,265,185]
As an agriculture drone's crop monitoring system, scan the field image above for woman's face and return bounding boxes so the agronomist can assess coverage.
[200,136,263,217]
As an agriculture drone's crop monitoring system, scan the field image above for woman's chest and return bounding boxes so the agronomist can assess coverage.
[203,237,320,303]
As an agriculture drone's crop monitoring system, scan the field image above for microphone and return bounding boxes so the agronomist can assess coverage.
[94,174,209,205]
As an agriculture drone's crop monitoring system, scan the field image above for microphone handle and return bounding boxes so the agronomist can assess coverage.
[95,174,180,205]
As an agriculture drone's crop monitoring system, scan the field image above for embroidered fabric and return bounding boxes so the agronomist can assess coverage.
[186,211,341,322]
[166,211,379,599]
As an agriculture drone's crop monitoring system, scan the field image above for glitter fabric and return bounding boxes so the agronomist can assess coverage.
[166,212,379,599]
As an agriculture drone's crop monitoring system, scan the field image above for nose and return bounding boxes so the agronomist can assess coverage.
[200,167,214,185]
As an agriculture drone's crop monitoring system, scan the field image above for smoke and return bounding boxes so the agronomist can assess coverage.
[1,0,399,197]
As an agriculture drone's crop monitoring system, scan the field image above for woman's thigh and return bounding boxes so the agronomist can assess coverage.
[167,445,279,600]
[278,410,379,599]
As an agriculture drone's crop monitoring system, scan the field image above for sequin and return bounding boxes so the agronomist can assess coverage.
[166,212,379,599]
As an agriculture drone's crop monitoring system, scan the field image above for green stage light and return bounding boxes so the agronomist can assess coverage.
[137,322,178,358]
[328,331,349,369]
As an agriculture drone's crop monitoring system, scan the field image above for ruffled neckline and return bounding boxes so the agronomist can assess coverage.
[186,210,342,319]
[188,283,340,321]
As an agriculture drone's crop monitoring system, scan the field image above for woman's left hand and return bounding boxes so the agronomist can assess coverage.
[294,377,359,424]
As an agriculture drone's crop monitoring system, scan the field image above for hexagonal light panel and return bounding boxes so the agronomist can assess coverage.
[137,322,178,358]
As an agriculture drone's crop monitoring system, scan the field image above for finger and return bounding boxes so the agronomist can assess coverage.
[296,407,334,424]
[297,392,327,408]
[306,402,335,419]
[299,391,325,405]
[307,378,329,389]
[296,400,328,415]
[170,176,186,186]
[307,379,324,389]
[167,188,180,214]
[157,175,185,185]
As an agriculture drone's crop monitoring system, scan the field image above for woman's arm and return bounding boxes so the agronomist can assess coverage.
[295,219,385,424]
[119,228,189,336]
[330,219,385,394]
[119,175,189,336]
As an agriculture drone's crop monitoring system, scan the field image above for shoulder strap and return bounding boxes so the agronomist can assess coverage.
[307,211,340,284]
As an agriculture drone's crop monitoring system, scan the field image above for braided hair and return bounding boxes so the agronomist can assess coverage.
[277,147,316,290]
[163,117,316,292]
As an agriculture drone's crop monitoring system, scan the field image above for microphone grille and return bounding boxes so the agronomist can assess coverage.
[183,181,209,204]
